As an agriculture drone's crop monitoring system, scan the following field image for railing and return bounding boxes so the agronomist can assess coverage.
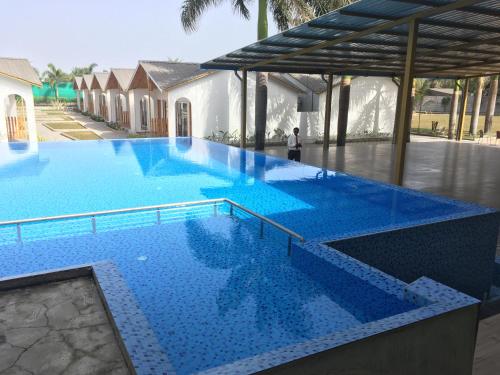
[0,198,304,255]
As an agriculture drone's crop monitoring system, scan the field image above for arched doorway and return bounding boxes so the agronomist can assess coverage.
[175,98,192,137]
[115,94,129,128]
[4,94,28,141]
[139,96,150,131]
[99,93,108,121]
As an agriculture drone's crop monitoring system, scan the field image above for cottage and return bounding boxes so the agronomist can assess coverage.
[90,72,110,120]
[81,74,94,114]
[0,57,41,142]
[72,76,83,111]
[104,68,135,129]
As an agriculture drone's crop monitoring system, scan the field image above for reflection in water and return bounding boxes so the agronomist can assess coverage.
[0,141,48,177]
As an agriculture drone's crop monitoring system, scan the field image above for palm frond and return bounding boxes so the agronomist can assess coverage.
[232,0,251,19]
[181,0,224,32]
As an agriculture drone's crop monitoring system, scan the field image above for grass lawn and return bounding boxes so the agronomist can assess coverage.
[38,116,74,121]
[45,111,66,115]
[412,113,500,135]
[44,122,86,130]
[62,131,102,140]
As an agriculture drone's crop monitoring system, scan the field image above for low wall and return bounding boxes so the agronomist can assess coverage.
[328,212,500,299]
[264,304,478,375]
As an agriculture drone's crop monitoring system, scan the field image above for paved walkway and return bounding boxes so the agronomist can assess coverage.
[0,277,129,374]
[35,107,127,141]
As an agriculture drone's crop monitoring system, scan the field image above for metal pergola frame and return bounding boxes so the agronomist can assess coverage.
[202,0,500,185]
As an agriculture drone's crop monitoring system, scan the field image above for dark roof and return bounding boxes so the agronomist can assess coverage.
[202,0,500,79]
[139,61,213,91]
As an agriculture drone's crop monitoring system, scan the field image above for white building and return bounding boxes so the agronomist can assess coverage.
[125,61,397,142]
[103,68,135,129]
[72,76,83,111]
[0,57,41,142]
[90,72,110,119]
[81,74,93,113]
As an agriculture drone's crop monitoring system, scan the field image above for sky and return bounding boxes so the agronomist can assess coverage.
[0,0,279,73]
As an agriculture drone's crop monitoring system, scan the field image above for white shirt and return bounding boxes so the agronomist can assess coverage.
[288,134,302,151]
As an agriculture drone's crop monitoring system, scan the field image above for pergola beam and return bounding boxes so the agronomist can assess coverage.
[339,9,500,34]
[304,23,474,43]
[393,0,500,17]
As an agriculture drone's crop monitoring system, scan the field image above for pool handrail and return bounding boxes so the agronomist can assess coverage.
[0,198,305,253]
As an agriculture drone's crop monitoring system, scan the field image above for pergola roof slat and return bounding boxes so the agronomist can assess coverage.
[202,0,500,78]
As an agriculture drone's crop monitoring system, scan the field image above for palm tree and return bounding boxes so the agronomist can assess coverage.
[42,63,69,100]
[414,78,430,131]
[70,63,98,78]
[181,0,351,150]
[469,77,484,136]
[485,75,498,134]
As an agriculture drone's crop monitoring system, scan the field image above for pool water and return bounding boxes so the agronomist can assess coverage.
[0,138,492,374]
[0,138,490,239]
[0,212,416,374]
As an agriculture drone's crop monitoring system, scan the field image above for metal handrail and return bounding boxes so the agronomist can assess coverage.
[0,198,304,254]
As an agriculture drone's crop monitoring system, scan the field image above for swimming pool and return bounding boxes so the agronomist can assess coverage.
[0,138,496,374]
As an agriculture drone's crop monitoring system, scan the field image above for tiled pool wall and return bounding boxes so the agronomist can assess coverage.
[327,211,500,300]
[200,242,480,375]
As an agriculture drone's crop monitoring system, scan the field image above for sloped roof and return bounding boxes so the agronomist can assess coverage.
[107,68,135,91]
[73,76,83,90]
[133,61,213,91]
[428,87,458,96]
[289,74,333,94]
[91,72,110,90]
[82,74,93,90]
[0,57,41,87]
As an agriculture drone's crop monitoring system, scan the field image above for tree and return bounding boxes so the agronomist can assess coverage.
[70,63,98,78]
[181,0,351,150]
[414,78,430,131]
[42,63,69,100]
[448,79,460,139]
[469,77,484,136]
[484,75,498,134]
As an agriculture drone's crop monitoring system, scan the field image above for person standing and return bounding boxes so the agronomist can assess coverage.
[287,127,302,162]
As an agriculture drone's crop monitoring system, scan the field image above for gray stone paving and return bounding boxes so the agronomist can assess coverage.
[0,277,130,375]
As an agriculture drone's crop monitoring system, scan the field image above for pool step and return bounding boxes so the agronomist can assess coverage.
[0,202,228,245]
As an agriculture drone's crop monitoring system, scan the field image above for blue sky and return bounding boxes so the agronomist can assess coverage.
[1,0,278,73]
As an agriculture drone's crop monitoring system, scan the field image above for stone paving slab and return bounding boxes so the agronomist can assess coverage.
[0,277,130,375]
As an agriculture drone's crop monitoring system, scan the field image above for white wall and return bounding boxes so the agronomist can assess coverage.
[91,89,101,116]
[106,89,119,122]
[0,75,37,142]
[125,73,397,142]
[317,76,397,138]
[167,71,305,140]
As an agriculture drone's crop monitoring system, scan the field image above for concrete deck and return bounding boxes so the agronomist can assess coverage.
[263,136,500,209]
[0,277,129,374]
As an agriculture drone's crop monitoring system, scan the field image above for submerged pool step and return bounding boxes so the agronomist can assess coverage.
[0,203,229,244]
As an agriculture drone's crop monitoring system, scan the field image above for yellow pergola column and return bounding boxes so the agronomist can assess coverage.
[456,78,470,141]
[393,20,419,186]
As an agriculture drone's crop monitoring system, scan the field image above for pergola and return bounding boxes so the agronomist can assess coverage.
[202,0,500,185]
